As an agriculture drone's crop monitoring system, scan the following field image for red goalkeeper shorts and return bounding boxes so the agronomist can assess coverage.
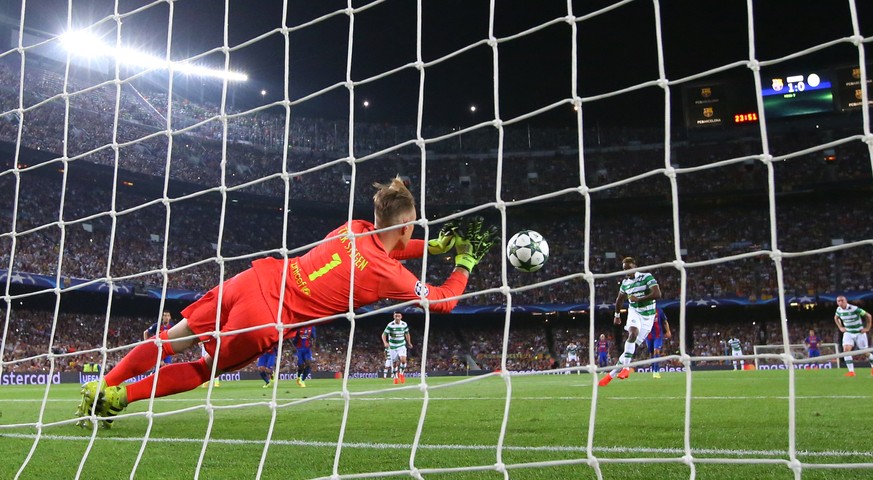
[182,268,286,372]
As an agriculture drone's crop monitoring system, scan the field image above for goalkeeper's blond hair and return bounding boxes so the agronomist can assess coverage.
[372,176,415,227]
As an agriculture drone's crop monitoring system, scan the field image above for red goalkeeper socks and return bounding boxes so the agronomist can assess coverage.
[104,340,162,386]
[126,359,212,403]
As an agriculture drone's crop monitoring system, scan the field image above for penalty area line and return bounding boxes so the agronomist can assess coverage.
[0,433,871,458]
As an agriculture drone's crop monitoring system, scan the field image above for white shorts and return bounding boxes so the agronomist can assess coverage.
[389,346,408,362]
[625,309,655,344]
[732,350,743,357]
[567,354,579,363]
[384,357,392,368]
[842,332,869,350]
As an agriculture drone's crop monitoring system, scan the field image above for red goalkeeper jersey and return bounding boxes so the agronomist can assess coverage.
[251,220,468,325]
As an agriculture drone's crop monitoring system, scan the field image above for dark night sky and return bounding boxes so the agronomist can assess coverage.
[8,0,873,128]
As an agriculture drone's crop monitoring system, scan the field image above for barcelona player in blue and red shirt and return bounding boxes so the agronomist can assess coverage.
[85,178,495,426]
[293,326,316,387]
[257,346,277,387]
[646,308,671,378]
[804,328,821,368]
[596,334,609,368]
[142,311,175,366]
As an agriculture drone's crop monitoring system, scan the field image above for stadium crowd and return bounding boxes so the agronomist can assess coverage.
[0,169,868,307]
[1,56,871,376]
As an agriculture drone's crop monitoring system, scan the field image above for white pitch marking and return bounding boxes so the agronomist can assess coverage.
[0,433,871,459]
[1,394,870,403]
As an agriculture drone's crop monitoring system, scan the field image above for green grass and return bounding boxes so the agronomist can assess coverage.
[1,370,872,479]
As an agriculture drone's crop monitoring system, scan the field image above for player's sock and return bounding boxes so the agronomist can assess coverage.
[303,365,311,380]
[652,355,660,374]
[104,334,175,386]
[620,341,636,366]
[399,363,406,375]
[845,358,854,373]
[259,371,270,384]
[125,358,211,403]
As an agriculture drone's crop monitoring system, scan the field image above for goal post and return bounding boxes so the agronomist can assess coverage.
[752,343,840,370]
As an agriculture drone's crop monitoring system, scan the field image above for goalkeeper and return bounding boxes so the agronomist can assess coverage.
[75,177,496,428]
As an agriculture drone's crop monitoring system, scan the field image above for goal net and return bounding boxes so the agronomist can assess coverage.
[753,343,840,370]
[1,0,872,479]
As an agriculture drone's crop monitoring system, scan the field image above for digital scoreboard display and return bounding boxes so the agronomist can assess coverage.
[733,112,758,124]
[761,71,834,119]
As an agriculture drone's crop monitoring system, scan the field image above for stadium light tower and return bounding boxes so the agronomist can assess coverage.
[60,30,248,82]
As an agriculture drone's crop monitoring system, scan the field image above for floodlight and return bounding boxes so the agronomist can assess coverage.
[61,30,247,82]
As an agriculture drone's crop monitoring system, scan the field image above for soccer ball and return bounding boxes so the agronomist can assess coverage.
[506,230,549,272]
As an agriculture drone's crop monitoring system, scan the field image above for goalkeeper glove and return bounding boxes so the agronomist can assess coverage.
[426,222,457,255]
[453,217,497,273]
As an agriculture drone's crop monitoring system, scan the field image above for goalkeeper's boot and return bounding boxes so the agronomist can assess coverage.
[598,375,613,387]
[617,368,631,380]
[214,379,221,388]
[295,377,302,386]
[263,381,272,389]
[298,380,306,388]
[74,380,105,429]
[98,385,128,429]
[652,372,662,379]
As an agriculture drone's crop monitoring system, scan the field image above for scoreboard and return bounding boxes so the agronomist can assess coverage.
[683,64,871,130]
[761,70,834,119]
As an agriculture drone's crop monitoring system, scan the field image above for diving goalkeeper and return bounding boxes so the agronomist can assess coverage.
[75,177,496,428]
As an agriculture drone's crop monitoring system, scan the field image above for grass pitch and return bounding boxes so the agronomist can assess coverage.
[1,369,872,479]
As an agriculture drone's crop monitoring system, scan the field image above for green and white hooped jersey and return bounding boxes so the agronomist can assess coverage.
[728,337,742,353]
[620,272,658,316]
[383,321,409,349]
[836,304,868,334]
[566,344,578,355]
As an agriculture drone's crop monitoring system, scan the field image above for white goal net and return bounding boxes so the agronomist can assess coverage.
[1,1,872,479]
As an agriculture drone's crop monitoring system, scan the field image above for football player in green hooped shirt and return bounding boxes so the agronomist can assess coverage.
[834,295,873,377]
[599,256,661,387]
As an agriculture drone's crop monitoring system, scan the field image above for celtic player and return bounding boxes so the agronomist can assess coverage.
[382,312,413,384]
[727,333,743,370]
[599,256,661,386]
[834,295,873,377]
[565,342,581,374]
